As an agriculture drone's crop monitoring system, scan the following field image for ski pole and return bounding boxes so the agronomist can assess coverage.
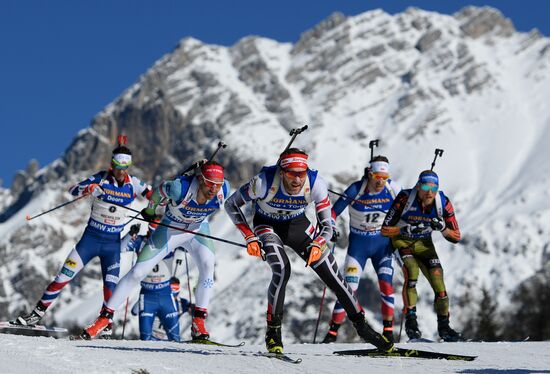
[328,189,389,214]
[282,125,308,153]
[25,194,88,221]
[107,201,247,249]
[312,241,337,343]
[369,139,379,162]
[430,149,444,171]
[183,248,193,325]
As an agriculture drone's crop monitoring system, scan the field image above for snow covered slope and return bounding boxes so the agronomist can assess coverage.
[1,6,550,342]
[0,334,549,374]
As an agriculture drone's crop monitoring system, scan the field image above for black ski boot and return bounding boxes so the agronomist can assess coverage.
[265,312,283,353]
[321,320,341,343]
[382,320,394,343]
[405,307,422,340]
[350,312,394,352]
[437,315,464,342]
[15,301,47,326]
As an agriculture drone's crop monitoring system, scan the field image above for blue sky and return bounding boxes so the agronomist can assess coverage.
[1,0,549,186]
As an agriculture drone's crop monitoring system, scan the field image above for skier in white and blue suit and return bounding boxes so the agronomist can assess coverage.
[15,136,151,338]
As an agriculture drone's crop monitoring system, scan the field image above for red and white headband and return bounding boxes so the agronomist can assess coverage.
[279,153,309,170]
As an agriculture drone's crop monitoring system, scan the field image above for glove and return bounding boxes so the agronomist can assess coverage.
[140,207,156,222]
[400,223,432,236]
[170,276,181,294]
[306,237,328,267]
[330,227,340,243]
[129,224,141,237]
[83,183,104,197]
[245,235,263,258]
[430,217,446,231]
[179,298,190,315]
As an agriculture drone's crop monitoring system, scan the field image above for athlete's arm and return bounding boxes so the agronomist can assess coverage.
[224,172,268,238]
[311,176,333,245]
[68,172,105,197]
[441,196,461,243]
[381,190,408,237]
[143,177,188,217]
[131,176,153,199]
[331,181,361,220]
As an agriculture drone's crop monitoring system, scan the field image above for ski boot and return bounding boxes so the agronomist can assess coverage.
[98,322,114,339]
[191,307,210,340]
[382,320,394,343]
[350,312,394,352]
[437,315,464,342]
[321,320,341,343]
[14,302,46,326]
[81,307,114,340]
[405,307,422,340]
[265,312,283,353]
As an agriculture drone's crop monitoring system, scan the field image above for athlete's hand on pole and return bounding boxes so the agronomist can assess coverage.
[430,217,446,231]
[140,207,157,222]
[129,223,141,238]
[245,235,263,258]
[306,237,327,266]
[84,183,104,198]
[400,223,432,236]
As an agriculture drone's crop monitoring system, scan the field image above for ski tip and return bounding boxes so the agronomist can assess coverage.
[25,215,31,221]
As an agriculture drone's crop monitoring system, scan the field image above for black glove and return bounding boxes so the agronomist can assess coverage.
[330,227,340,242]
[129,223,141,237]
[430,217,446,231]
[400,223,432,236]
[140,208,156,222]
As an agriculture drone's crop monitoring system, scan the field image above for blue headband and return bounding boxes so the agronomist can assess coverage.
[418,171,439,186]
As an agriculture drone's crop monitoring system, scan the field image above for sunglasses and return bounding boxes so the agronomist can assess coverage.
[282,169,307,179]
[200,174,224,188]
[111,162,130,170]
[371,172,390,181]
[420,184,438,192]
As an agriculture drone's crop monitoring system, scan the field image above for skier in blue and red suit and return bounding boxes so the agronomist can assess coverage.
[322,155,401,343]
[14,136,151,337]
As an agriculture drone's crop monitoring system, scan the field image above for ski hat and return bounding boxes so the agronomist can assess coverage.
[200,163,224,180]
[418,170,439,186]
[370,160,390,174]
[111,135,133,169]
[279,152,309,171]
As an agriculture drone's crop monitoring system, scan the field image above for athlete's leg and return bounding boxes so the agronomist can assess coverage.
[370,239,395,321]
[330,232,371,323]
[413,240,449,317]
[157,291,181,342]
[99,237,122,306]
[138,292,158,341]
[257,227,290,316]
[395,242,420,310]
[330,255,364,323]
[39,230,100,309]
[187,222,216,310]
[106,226,192,311]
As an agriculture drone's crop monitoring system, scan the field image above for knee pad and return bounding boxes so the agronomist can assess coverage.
[434,291,448,302]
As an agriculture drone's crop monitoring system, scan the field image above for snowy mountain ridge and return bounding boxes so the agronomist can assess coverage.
[1,6,550,342]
